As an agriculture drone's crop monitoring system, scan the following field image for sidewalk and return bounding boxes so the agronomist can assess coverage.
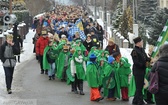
[0,29,35,99]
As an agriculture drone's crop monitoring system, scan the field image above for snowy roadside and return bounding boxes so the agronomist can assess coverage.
[0,29,35,99]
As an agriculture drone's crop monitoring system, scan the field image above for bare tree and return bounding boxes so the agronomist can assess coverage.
[24,0,53,16]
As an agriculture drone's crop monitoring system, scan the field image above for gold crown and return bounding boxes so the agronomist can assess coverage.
[63,45,69,50]
[42,30,47,35]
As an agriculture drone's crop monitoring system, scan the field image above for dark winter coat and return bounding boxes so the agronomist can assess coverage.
[83,40,93,52]
[96,26,104,41]
[151,57,168,94]
[91,35,99,47]
[59,31,68,38]
[131,46,150,75]
[36,36,49,56]
[105,44,120,58]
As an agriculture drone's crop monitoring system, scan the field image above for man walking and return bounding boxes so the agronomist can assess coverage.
[0,34,19,94]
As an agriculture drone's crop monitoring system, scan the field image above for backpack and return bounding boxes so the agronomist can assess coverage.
[148,62,159,94]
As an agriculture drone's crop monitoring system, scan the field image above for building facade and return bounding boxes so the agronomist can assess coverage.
[160,0,168,8]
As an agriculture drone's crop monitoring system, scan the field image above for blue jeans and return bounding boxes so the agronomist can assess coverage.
[48,63,55,76]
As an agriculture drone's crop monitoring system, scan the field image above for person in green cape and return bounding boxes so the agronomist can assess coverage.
[118,57,131,101]
[98,57,106,92]
[88,46,100,59]
[56,42,70,81]
[43,40,58,80]
[71,47,86,95]
[103,56,120,101]
[75,39,86,53]
[86,53,104,102]
[66,48,75,91]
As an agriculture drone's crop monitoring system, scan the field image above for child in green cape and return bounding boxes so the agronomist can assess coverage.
[86,53,104,102]
[43,41,57,80]
[118,57,131,101]
[103,56,120,101]
[71,47,86,95]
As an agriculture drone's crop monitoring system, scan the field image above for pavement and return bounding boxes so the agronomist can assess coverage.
[0,56,134,105]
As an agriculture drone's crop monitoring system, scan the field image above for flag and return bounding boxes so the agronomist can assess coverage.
[151,20,168,58]
[75,18,84,31]
[68,25,86,41]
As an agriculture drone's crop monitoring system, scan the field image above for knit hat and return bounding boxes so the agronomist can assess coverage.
[61,34,66,38]
[133,37,142,44]
[108,56,115,64]
[89,53,97,62]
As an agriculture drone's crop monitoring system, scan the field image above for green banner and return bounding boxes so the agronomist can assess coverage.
[151,20,168,58]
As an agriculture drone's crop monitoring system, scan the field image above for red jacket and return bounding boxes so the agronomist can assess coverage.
[36,36,49,56]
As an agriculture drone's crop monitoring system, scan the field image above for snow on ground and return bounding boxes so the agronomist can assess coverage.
[0,29,35,99]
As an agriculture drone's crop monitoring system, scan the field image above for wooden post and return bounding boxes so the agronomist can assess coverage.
[9,0,12,14]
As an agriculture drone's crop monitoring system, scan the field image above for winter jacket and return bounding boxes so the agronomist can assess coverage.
[0,41,19,67]
[36,36,49,56]
[83,40,93,52]
[105,44,120,58]
[131,46,150,75]
[151,57,168,94]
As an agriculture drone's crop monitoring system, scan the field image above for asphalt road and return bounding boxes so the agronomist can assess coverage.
[1,56,134,105]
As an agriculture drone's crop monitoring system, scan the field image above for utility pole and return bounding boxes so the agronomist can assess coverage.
[9,0,12,14]
[94,0,97,20]
[104,0,107,36]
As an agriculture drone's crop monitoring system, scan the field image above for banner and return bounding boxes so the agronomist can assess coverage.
[151,20,168,58]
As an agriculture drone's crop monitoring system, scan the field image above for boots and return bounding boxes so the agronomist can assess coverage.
[41,70,44,74]
[7,89,12,94]
[52,75,55,80]
[79,83,85,95]
[49,76,52,80]
[45,71,48,75]
[71,82,75,92]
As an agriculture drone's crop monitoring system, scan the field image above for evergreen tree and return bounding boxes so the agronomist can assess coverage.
[127,6,133,33]
[148,8,168,45]
[137,0,158,26]
[112,2,123,29]
[119,6,133,40]
[119,10,128,39]
[138,23,147,49]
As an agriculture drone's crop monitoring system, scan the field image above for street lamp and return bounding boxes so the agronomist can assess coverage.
[104,0,107,36]
[94,0,96,20]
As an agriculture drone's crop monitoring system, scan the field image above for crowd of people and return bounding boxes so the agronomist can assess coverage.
[1,4,168,105]
[31,5,157,104]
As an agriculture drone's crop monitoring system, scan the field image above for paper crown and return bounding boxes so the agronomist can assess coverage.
[41,30,47,35]
[63,45,69,50]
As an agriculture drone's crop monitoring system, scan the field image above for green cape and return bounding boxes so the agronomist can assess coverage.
[103,63,121,99]
[86,62,99,88]
[118,65,131,87]
[56,50,69,79]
